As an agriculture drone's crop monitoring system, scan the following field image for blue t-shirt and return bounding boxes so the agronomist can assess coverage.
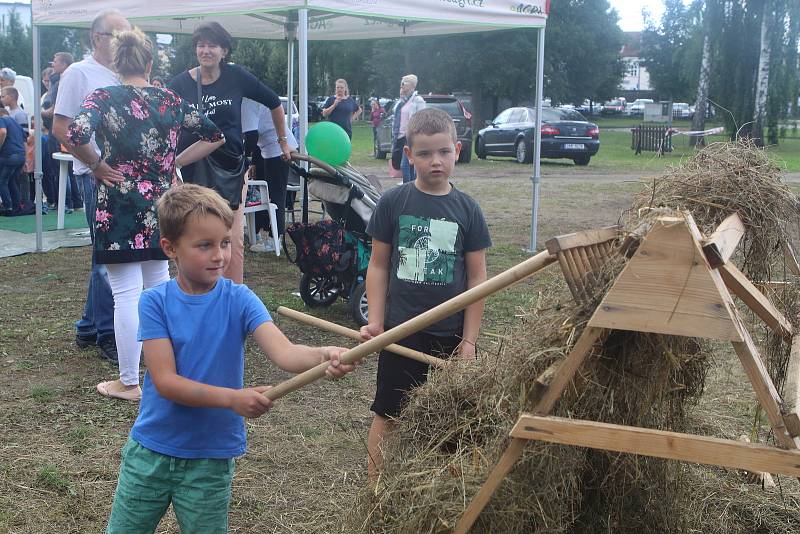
[131,278,271,459]
[0,116,25,165]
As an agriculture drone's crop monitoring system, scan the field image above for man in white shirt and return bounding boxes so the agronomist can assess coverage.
[52,9,131,364]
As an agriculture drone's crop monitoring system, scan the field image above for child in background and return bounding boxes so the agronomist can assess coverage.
[360,108,491,480]
[106,184,355,532]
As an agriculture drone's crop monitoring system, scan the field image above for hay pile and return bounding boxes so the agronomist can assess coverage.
[347,141,800,533]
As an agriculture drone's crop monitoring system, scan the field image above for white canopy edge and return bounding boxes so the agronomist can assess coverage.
[33,0,548,39]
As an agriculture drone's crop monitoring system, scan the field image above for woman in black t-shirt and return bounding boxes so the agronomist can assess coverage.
[169,22,290,284]
[321,78,362,139]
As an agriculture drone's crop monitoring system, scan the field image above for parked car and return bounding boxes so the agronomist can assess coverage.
[576,99,602,116]
[280,96,300,140]
[474,106,599,166]
[601,98,626,115]
[374,94,473,163]
[672,102,692,120]
[626,98,654,116]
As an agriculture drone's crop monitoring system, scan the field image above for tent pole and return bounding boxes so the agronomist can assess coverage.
[529,26,545,253]
[287,39,294,136]
[33,23,43,252]
[298,9,309,224]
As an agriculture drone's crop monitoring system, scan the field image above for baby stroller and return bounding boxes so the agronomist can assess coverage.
[284,153,382,325]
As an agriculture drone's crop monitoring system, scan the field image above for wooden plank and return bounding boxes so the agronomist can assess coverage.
[719,262,793,340]
[589,217,744,342]
[782,336,800,438]
[562,249,588,302]
[732,327,799,450]
[785,242,800,276]
[556,253,582,303]
[701,212,745,268]
[510,415,800,477]
[545,226,620,255]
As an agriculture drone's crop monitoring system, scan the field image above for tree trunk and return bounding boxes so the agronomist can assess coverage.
[690,31,712,148]
[752,0,773,147]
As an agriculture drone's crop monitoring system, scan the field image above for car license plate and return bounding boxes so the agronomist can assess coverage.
[564,143,585,149]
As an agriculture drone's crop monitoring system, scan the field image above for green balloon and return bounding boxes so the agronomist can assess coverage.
[305,122,351,166]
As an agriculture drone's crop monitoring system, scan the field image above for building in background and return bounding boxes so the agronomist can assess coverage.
[619,31,654,101]
[0,2,30,31]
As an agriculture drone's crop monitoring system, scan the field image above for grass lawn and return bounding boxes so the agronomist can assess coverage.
[329,121,800,173]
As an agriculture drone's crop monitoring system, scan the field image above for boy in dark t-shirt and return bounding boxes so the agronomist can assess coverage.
[360,108,491,480]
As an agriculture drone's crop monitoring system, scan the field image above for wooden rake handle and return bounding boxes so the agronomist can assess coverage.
[276,306,447,367]
[263,250,557,401]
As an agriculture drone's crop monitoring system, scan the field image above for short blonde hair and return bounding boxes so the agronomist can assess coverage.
[335,78,349,96]
[157,184,233,242]
[401,74,418,88]
[111,27,152,77]
[406,108,457,147]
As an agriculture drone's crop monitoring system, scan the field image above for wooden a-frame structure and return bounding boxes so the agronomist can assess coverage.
[455,211,799,533]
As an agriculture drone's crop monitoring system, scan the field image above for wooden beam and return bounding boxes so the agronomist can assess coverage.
[719,262,793,341]
[782,336,800,438]
[276,306,446,368]
[731,326,799,450]
[545,226,620,255]
[510,415,800,478]
[702,212,745,268]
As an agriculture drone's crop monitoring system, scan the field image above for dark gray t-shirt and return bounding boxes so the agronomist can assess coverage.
[367,182,491,335]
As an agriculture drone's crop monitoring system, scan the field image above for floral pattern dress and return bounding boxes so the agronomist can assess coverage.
[68,86,222,264]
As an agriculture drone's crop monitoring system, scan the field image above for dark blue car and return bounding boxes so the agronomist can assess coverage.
[475,106,600,166]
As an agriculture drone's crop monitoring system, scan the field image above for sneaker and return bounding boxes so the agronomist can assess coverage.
[250,240,276,253]
[97,336,119,365]
[75,333,97,348]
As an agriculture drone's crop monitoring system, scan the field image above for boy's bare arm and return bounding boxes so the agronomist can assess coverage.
[143,338,273,418]
[459,249,488,358]
[360,239,392,340]
[251,322,355,377]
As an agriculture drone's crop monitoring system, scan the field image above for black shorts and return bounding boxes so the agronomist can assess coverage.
[370,329,462,419]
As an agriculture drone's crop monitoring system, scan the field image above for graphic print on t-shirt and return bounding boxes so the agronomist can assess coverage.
[397,215,458,285]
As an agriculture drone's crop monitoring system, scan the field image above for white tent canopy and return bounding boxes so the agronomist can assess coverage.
[30,0,548,250]
[34,1,547,38]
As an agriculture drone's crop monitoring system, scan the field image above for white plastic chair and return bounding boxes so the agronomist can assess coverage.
[243,180,280,257]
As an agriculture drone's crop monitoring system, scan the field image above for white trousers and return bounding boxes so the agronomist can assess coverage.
[105,260,170,386]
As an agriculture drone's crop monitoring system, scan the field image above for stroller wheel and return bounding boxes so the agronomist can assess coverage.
[299,273,340,308]
[349,281,369,326]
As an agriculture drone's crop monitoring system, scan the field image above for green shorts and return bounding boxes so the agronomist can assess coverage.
[106,438,235,534]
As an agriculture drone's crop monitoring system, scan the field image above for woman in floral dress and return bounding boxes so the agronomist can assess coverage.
[68,28,224,401]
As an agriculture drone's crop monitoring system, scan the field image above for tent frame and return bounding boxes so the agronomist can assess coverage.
[30,5,546,253]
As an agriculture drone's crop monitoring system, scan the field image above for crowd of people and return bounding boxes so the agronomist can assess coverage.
[2,8,490,531]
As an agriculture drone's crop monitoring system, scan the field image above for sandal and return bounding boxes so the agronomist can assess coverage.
[97,380,141,401]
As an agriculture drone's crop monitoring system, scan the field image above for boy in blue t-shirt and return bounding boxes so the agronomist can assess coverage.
[106,184,355,533]
[360,108,492,480]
